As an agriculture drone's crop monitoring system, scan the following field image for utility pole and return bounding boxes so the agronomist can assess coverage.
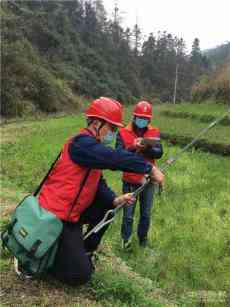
[173,63,179,104]
[114,1,118,24]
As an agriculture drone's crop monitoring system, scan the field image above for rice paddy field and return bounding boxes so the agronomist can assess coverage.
[0,103,230,306]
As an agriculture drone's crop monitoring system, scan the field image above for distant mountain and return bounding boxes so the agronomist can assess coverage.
[203,42,230,67]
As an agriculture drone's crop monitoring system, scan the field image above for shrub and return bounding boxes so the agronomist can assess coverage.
[1,38,78,116]
[191,64,230,104]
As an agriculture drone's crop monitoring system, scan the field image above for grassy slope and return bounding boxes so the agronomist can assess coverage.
[106,150,230,291]
[153,104,230,146]
[153,103,229,117]
[1,105,230,305]
[155,104,230,128]
[151,103,230,155]
[158,117,229,145]
[0,116,164,306]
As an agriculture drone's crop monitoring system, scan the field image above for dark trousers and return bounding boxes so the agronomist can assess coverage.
[51,199,113,286]
[121,181,154,241]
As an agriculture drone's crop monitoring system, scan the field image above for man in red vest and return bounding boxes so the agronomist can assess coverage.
[116,101,163,250]
[36,97,164,286]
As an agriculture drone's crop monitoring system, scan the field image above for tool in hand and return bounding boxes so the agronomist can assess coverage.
[84,109,230,240]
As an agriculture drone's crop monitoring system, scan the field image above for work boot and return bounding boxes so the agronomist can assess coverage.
[122,238,132,251]
[14,258,33,280]
[139,237,148,248]
[86,252,99,273]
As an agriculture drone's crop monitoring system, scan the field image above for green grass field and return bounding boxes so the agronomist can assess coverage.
[1,104,230,306]
[153,102,230,118]
[134,105,230,147]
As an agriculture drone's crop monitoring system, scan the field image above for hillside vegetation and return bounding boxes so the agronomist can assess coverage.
[1,0,221,118]
[192,63,230,104]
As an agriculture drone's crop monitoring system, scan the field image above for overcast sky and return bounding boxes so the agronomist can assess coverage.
[102,0,230,52]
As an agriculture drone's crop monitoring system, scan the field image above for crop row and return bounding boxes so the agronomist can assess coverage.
[159,110,230,126]
[154,102,228,117]
[161,133,230,156]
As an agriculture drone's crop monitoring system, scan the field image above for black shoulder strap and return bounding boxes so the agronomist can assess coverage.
[34,151,62,197]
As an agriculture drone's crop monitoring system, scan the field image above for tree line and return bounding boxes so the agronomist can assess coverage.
[0,0,225,117]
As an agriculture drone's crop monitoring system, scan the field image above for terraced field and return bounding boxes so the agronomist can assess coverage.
[154,103,229,118]
[151,103,230,155]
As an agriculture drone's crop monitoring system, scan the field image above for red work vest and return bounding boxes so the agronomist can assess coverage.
[39,129,102,222]
[119,123,160,184]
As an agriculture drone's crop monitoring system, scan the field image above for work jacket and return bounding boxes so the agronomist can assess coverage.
[119,123,160,184]
[39,129,102,222]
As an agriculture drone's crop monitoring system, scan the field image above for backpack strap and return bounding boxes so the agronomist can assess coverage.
[33,151,62,197]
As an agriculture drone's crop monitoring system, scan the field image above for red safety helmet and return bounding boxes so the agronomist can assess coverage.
[85,97,124,127]
[133,101,152,119]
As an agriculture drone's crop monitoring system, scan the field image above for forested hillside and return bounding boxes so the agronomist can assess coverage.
[1,0,228,117]
[191,43,230,104]
[204,42,230,67]
[192,63,230,104]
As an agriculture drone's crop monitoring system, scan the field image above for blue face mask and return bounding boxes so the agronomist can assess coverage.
[135,117,149,128]
[102,130,116,145]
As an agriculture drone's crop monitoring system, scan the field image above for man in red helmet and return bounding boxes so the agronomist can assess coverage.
[35,97,164,286]
[116,101,163,249]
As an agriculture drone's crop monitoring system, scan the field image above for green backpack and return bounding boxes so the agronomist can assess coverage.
[1,152,63,277]
[1,195,63,276]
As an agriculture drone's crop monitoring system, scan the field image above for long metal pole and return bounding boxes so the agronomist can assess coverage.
[161,109,230,172]
[84,109,230,239]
